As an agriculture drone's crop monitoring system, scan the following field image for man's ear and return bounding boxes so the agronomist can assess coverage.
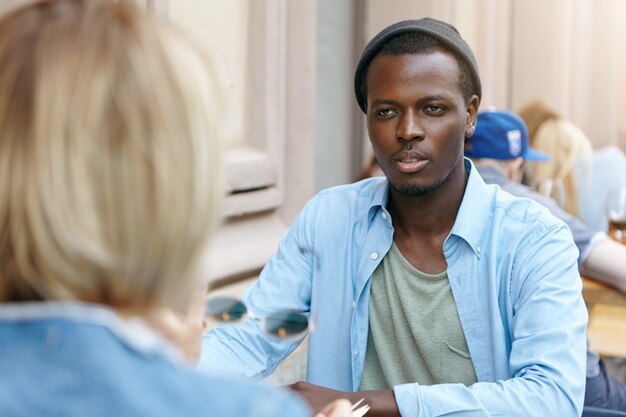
[465,95,480,138]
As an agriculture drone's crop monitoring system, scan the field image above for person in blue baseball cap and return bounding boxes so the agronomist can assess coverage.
[466,109,626,412]
[466,109,549,160]
[466,109,548,184]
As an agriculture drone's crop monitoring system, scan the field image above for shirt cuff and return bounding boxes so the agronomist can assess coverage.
[393,382,421,417]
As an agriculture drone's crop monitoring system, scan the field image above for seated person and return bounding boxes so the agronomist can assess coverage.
[465,109,626,411]
[583,145,626,233]
[201,18,588,417]
[0,1,319,416]
[516,99,594,218]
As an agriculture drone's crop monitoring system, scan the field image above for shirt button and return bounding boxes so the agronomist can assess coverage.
[382,212,387,220]
[370,252,378,260]
[352,300,357,309]
[354,351,358,356]
[477,246,481,254]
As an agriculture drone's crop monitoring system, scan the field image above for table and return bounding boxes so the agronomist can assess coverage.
[583,277,626,358]
[583,278,626,307]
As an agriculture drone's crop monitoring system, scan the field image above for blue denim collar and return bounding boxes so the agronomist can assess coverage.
[0,301,183,362]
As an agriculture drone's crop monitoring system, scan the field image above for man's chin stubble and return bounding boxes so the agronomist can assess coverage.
[389,157,463,198]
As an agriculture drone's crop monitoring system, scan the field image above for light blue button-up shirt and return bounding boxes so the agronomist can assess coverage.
[201,159,588,417]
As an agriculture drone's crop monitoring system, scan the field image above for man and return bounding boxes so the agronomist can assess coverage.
[466,109,626,411]
[201,18,587,417]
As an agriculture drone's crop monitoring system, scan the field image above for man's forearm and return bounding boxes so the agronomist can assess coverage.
[288,382,401,417]
[358,390,400,417]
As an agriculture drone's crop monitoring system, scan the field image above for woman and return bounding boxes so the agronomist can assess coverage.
[517,98,594,218]
[0,1,346,416]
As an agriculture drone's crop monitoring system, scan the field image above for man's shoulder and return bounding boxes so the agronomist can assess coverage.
[490,184,568,235]
[471,165,563,229]
[464,163,565,235]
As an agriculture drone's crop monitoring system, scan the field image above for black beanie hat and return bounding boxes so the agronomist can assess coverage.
[354,18,482,113]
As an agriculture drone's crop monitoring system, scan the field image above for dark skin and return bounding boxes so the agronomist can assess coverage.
[289,50,479,416]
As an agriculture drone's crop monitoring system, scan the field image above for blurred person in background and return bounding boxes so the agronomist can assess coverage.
[517,98,626,233]
[585,146,626,233]
[466,110,626,411]
[517,99,594,217]
[0,1,338,416]
[202,17,588,417]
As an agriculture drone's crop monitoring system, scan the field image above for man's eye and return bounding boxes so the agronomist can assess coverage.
[424,105,445,114]
[376,109,397,118]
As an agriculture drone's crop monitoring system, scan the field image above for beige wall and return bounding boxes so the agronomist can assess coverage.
[510,0,626,150]
[168,1,249,147]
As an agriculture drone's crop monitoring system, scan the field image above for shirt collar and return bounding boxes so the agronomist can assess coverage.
[449,158,492,257]
[0,301,184,362]
[366,176,390,225]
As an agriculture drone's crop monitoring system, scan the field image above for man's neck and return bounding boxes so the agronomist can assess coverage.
[386,163,467,274]
[387,161,468,238]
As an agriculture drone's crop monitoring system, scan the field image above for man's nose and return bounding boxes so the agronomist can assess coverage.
[396,109,424,142]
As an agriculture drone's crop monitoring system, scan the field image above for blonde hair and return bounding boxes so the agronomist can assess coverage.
[0,0,223,309]
[516,98,561,145]
[526,118,594,216]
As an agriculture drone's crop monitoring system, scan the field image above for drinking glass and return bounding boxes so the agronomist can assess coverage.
[606,186,626,245]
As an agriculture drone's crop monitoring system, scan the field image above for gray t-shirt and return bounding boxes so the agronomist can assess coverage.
[360,243,477,390]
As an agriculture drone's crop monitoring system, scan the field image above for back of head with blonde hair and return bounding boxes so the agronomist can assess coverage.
[516,98,561,145]
[525,118,594,217]
[0,0,223,309]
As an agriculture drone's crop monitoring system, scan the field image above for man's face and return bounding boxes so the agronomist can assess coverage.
[366,50,478,197]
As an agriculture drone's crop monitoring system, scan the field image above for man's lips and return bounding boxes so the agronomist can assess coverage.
[392,151,428,173]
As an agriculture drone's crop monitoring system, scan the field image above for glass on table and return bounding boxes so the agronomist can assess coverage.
[606,186,626,245]
[205,296,312,341]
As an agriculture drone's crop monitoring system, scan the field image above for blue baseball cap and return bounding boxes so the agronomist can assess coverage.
[465,110,549,161]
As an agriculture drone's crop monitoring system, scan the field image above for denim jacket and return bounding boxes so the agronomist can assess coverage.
[0,301,309,417]
[201,159,588,417]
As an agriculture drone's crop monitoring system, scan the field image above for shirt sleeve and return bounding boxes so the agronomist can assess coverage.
[393,223,588,417]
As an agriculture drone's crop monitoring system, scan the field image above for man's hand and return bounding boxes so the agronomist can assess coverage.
[288,381,400,417]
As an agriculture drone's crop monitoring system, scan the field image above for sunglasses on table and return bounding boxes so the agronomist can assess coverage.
[205,296,313,340]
